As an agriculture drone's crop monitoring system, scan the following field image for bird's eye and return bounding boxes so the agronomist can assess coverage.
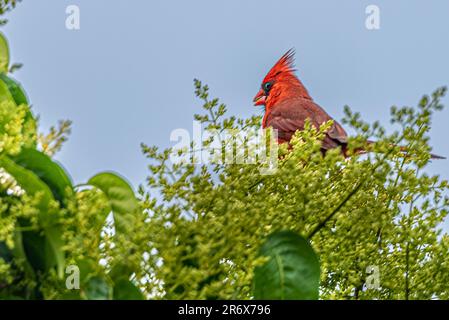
[263,81,273,94]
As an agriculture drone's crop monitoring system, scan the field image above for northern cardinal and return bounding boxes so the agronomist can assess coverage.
[253,49,445,159]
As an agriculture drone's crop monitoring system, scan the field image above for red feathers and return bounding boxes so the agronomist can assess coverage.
[261,49,296,83]
[253,50,311,111]
[254,50,445,159]
[253,50,356,154]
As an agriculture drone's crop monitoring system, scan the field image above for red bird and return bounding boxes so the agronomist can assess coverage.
[254,49,445,159]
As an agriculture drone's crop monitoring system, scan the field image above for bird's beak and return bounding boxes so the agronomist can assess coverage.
[253,89,266,106]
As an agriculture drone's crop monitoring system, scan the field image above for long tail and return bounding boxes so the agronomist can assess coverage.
[354,140,446,160]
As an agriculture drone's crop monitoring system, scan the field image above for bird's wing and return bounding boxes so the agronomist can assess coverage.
[264,98,348,150]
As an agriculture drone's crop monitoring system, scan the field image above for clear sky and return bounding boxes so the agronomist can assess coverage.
[3,0,449,227]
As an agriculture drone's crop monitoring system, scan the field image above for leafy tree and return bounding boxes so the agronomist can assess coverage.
[1,6,448,299]
[0,30,145,300]
[0,0,19,25]
[138,80,449,300]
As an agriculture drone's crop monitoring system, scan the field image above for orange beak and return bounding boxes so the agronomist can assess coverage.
[253,88,267,106]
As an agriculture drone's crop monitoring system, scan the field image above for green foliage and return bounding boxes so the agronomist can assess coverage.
[139,81,449,300]
[253,231,320,300]
[1,21,448,300]
[113,278,145,300]
[0,76,36,155]
[38,120,72,157]
[0,0,18,15]
[88,172,140,235]
[0,74,28,105]
[0,32,144,300]
[0,0,20,25]
[0,32,9,72]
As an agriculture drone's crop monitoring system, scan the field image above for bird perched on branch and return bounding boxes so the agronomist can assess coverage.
[253,49,445,159]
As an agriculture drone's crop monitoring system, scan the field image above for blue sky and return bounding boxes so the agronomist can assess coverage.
[3,1,449,216]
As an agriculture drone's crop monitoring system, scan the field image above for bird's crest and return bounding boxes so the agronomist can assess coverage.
[263,48,296,82]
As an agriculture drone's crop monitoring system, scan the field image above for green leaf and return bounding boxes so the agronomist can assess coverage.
[0,32,9,72]
[44,225,65,277]
[0,156,53,211]
[0,75,37,150]
[0,242,11,262]
[253,230,320,300]
[12,148,73,205]
[84,276,111,300]
[108,263,131,280]
[113,278,145,300]
[0,74,36,140]
[0,74,15,104]
[0,155,65,277]
[87,172,139,234]
[11,231,35,279]
[87,173,139,280]
[20,229,50,272]
[0,73,29,105]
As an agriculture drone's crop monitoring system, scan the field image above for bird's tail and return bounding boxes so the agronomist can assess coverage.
[354,140,446,160]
